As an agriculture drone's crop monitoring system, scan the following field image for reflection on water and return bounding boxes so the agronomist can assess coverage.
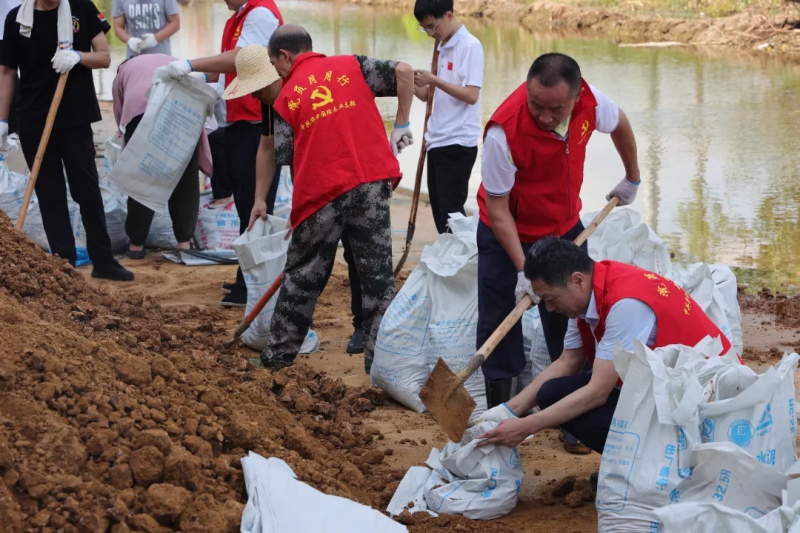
[93,0,800,290]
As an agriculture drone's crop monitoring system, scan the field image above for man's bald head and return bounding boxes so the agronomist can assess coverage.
[268,24,313,58]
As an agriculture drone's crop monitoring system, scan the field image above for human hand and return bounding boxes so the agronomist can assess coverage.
[248,199,268,231]
[476,417,532,449]
[606,177,640,206]
[51,49,81,74]
[167,60,193,80]
[389,122,413,156]
[138,33,158,52]
[514,270,539,306]
[127,37,143,54]
[413,69,437,88]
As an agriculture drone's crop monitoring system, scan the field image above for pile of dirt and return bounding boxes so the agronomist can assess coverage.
[0,212,402,532]
[738,287,800,328]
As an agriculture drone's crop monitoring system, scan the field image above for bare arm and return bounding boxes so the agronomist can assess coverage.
[77,31,111,69]
[414,69,479,105]
[394,62,413,126]
[0,66,14,120]
[248,135,275,230]
[485,194,525,271]
[154,14,180,42]
[188,49,239,74]
[113,15,131,43]
[414,85,428,101]
[610,108,640,183]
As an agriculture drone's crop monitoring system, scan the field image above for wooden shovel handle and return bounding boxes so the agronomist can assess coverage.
[446,197,621,394]
[15,72,69,231]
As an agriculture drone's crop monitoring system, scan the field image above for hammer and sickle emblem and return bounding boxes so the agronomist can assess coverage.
[581,120,589,137]
[310,85,334,110]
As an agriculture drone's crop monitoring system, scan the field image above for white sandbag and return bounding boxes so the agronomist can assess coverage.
[68,182,130,255]
[518,306,550,394]
[371,213,485,417]
[422,420,524,520]
[194,198,241,250]
[145,211,178,249]
[597,337,733,532]
[0,157,27,220]
[102,136,122,178]
[19,197,49,250]
[231,216,319,354]
[654,502,800,533]
[273,166,293,221]
[697,353,799,472]
[240,452,407,533]
[108,68,216,214]
[581,208,672,275]
[386,466,436,517]
[665,442,785,516]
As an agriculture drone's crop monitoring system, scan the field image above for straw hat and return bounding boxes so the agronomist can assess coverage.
[222,45,280,100]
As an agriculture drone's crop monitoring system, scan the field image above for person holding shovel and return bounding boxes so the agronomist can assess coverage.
[476,238,737,482]
[412,0,483,234]
[0,0,133,281]
[228,25,414,372]
[477,52,640,454]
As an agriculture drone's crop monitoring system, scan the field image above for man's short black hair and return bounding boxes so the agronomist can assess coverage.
[414,0,453,21]
[268,24,313,57]
[524,237,594,288]
[526,53,582,96]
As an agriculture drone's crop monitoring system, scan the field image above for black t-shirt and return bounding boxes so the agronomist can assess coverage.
[1,0,110,131]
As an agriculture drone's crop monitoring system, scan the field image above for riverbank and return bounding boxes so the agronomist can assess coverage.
[318,0,800,58]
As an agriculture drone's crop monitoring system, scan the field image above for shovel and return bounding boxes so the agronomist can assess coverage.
[419,197,620,442]
[218,273,283,351]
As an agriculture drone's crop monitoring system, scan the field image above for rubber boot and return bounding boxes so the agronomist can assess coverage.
[484,377,514,409]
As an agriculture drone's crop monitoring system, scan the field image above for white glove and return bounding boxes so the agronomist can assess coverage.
[138,33,158,52]
[514,270,539,305]
[606,177,640,206]
[51,50,81,74]
[389,123,413,156]
[189,71,208,82]
[0,121,9,151]
[127,37,143,54]
[462,403,517,443]
[167,60,193,80]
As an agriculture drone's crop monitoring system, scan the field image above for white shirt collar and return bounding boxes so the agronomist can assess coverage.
[439,24,467,50]
[580,291,599,321]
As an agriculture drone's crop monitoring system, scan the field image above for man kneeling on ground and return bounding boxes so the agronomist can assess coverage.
[477,237,736,458]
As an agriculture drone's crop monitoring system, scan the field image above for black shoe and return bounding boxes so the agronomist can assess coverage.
[346,327,364,354]
[91,261,134,281]
[127,248,146,260]
[484,377,514,409]
[563,430,592,455]
[221,285,247,307]
[260,349,294,370]
[590,471,599,491]
[222,282,237,295]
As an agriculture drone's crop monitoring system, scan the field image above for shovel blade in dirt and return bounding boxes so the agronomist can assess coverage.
[419,358,477,443]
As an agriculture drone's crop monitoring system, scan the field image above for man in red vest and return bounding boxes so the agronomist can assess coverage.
[166,0,283,307]
[477,52,641,452]
[476,237,736,458]
[251,25,413,372]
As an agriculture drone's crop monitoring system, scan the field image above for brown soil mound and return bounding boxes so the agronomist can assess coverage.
[0,212,401,532]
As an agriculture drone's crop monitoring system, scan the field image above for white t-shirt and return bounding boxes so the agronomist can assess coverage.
[217,6,279,126]
[424,25,484,150]
[481,85,620,196]
[563,292,657,361]
[0,0,21,40]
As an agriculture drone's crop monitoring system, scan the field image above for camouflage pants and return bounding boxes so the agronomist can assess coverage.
[262,180,396,366]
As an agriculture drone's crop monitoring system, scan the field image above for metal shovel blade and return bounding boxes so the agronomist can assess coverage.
[419,358,477,443]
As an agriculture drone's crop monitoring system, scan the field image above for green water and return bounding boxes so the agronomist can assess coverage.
[94,0,800,292]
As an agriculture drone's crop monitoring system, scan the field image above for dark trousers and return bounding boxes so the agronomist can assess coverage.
[207,127,231,199]
[123,114,200,246]
[538,373,620,454]
[341,234,363,330]
[476,220,587,380]
[224,121,261,290]
[426,144,477,234]
[19,124,114,267]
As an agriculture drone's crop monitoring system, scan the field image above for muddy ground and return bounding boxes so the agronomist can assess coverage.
[317,0,800,59]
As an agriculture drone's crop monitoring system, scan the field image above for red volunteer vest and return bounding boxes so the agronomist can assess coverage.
[221,0,283,123]
[577,261,738,384]
[273,53,401,227]
[477,79,597,242]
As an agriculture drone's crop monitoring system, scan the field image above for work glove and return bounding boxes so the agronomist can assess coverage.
[51,50,81,74]
[606,177,640,206]
[167,60,193,80]
[127,37,143,54]
[463,403,517,444]
[390,122,413,156]
[514,270,539,306]
[138,33,158,52]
